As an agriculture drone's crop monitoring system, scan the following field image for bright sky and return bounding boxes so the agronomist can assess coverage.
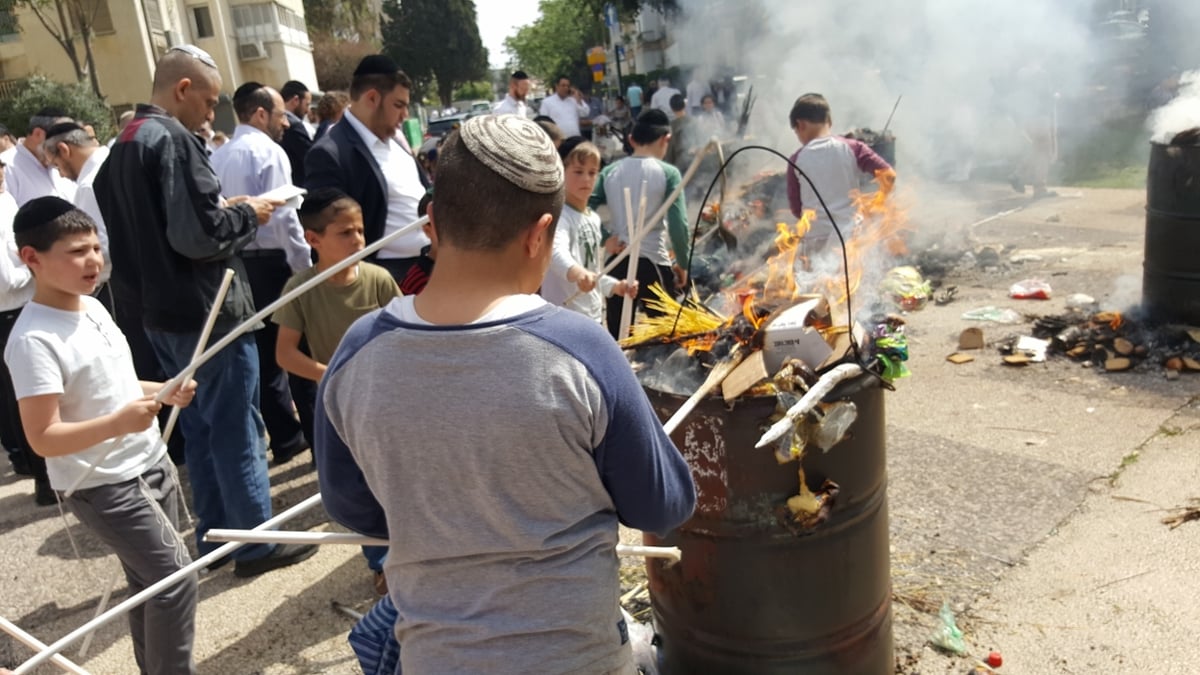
[476,0,543,68]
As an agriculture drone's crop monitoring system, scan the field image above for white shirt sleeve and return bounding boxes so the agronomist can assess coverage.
[263,151,313,272]
[6,332,65,399]
[549,220,580,283]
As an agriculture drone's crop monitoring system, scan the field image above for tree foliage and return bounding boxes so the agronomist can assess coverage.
[0,75,113,138]
[302,0,380,42]
[5,0,107,97]
[381,0,489,108]
[311,32,377,91]
[503,0,678,87]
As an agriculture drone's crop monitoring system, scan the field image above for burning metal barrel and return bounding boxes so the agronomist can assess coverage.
[643,377,892,674]
[1143,139,1200,324]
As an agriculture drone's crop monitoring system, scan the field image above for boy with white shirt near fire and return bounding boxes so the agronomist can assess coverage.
[4,197,199,675]
[542,138,637,324]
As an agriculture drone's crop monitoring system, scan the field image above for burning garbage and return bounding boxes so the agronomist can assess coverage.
[623,180,912,525]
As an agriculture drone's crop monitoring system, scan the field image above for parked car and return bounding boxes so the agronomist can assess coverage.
[426,113,468,138]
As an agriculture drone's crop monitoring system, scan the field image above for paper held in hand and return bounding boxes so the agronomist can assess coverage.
[258,184,306,209]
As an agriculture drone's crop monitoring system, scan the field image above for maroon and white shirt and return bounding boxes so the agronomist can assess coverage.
[786,136,891,240]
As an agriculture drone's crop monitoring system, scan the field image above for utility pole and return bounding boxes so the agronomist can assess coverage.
[605,2,622,97]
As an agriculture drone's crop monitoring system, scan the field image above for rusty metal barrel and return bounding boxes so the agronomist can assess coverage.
[1143,141,1200,324]
[643,377,892,674]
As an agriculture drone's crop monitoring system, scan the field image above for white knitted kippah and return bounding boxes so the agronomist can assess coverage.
[459,115,563,194]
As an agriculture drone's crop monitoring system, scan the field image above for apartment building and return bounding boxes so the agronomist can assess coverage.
[0,0,318,112]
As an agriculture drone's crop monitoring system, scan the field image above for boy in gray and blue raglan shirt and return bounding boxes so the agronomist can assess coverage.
[314,114,696,675]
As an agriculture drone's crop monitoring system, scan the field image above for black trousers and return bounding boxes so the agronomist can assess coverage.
[239,251,307,454]
[0,306,48,484]
[604,256,676,340]
[106,283,188,465]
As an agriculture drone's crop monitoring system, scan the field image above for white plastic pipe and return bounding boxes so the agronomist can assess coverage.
[159,268,236,444]
[0,617,91,675]
[13,493,324,674]
[617,183,648,340]
[59,217,429,494]
[204,528,682,563]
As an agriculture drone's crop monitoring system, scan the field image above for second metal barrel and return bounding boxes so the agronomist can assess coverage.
[1143,141,1200,324]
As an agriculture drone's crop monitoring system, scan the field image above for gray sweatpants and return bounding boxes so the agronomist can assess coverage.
[66,457,198,675]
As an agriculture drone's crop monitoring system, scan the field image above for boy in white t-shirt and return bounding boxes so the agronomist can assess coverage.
[541,139,636,324]
[4,196,199,675]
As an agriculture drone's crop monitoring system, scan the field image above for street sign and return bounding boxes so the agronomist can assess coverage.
[604,3,618,29]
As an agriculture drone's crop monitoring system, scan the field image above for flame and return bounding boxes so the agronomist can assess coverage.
[822,169,912,314]
[1109,312,1123,331]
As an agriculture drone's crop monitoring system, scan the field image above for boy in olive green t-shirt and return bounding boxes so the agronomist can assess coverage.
[273,187,398,589]
[274,189,400,376]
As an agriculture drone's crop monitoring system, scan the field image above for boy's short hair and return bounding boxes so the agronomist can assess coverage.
[560,139,601,167]
[789,93,832,127]
[631,109,671,146]
[13,196,97,252]
[669,94,686,112]
[433,116,564,252]
[535,119,564,145]
[297,187,362,233]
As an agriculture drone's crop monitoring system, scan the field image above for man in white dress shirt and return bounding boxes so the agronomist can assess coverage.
[649,78,681,115]
[7,108,76,206]
[41,121,112,283]
[211,82,311,464]
[539,76,591,138]
[0,125,16,166]
[0,158,49,504]
[306,54,431,283]
[493,70,531,118]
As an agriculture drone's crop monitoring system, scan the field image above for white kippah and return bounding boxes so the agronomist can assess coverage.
[459,115,564,194]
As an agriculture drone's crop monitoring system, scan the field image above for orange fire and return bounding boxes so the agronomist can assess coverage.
[696,169,911,344]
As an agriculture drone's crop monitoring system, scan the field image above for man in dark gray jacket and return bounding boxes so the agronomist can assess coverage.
[96,44,316,578]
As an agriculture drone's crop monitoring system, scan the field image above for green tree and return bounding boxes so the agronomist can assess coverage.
[381,0,489,108]
[3,0,107,97]
[503,0,677,87]
[0,75,113,138]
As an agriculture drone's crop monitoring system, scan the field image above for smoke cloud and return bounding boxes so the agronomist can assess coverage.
[1149,70,1200,143]
[669,0,1119,179]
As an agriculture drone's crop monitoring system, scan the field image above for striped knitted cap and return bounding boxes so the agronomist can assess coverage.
[459,115,563,194]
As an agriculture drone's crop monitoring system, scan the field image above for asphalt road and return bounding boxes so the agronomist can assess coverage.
[2,181,1191,674]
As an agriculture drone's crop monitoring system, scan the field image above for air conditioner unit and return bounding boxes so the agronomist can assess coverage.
[640,29,664,42]
[238,41,267,61]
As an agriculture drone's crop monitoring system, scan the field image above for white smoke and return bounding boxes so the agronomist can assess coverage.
[1149,70,1200,143]
[668,0,1104,178]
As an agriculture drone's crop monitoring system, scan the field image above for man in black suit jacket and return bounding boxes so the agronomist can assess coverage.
[305,55,430,283]
[280,80,312,185]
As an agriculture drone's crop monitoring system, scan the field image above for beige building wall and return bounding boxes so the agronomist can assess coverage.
[1,0,317,111]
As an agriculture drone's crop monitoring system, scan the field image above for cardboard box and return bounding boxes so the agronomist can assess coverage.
[762,298,834,374]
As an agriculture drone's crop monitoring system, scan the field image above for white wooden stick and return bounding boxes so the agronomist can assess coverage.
[617,183,648,339]
[203,528,683,562]
[663,348,747,436]
[565,138,718,305]
[13,493,324,675]
[755,363,864,449]
[60,216,429,494]
[63,268,236,498]
[0,616,91,675]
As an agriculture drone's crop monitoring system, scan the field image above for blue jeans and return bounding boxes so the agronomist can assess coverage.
[147,330,274,562]
[363,545,387,573]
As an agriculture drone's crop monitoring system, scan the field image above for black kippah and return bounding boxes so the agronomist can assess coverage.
[557,135,588,161]
[14,196,76,234]
[512,70,529,80]
[298,187,351,216]
[354,54,399,77]
[43,121,84,138]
